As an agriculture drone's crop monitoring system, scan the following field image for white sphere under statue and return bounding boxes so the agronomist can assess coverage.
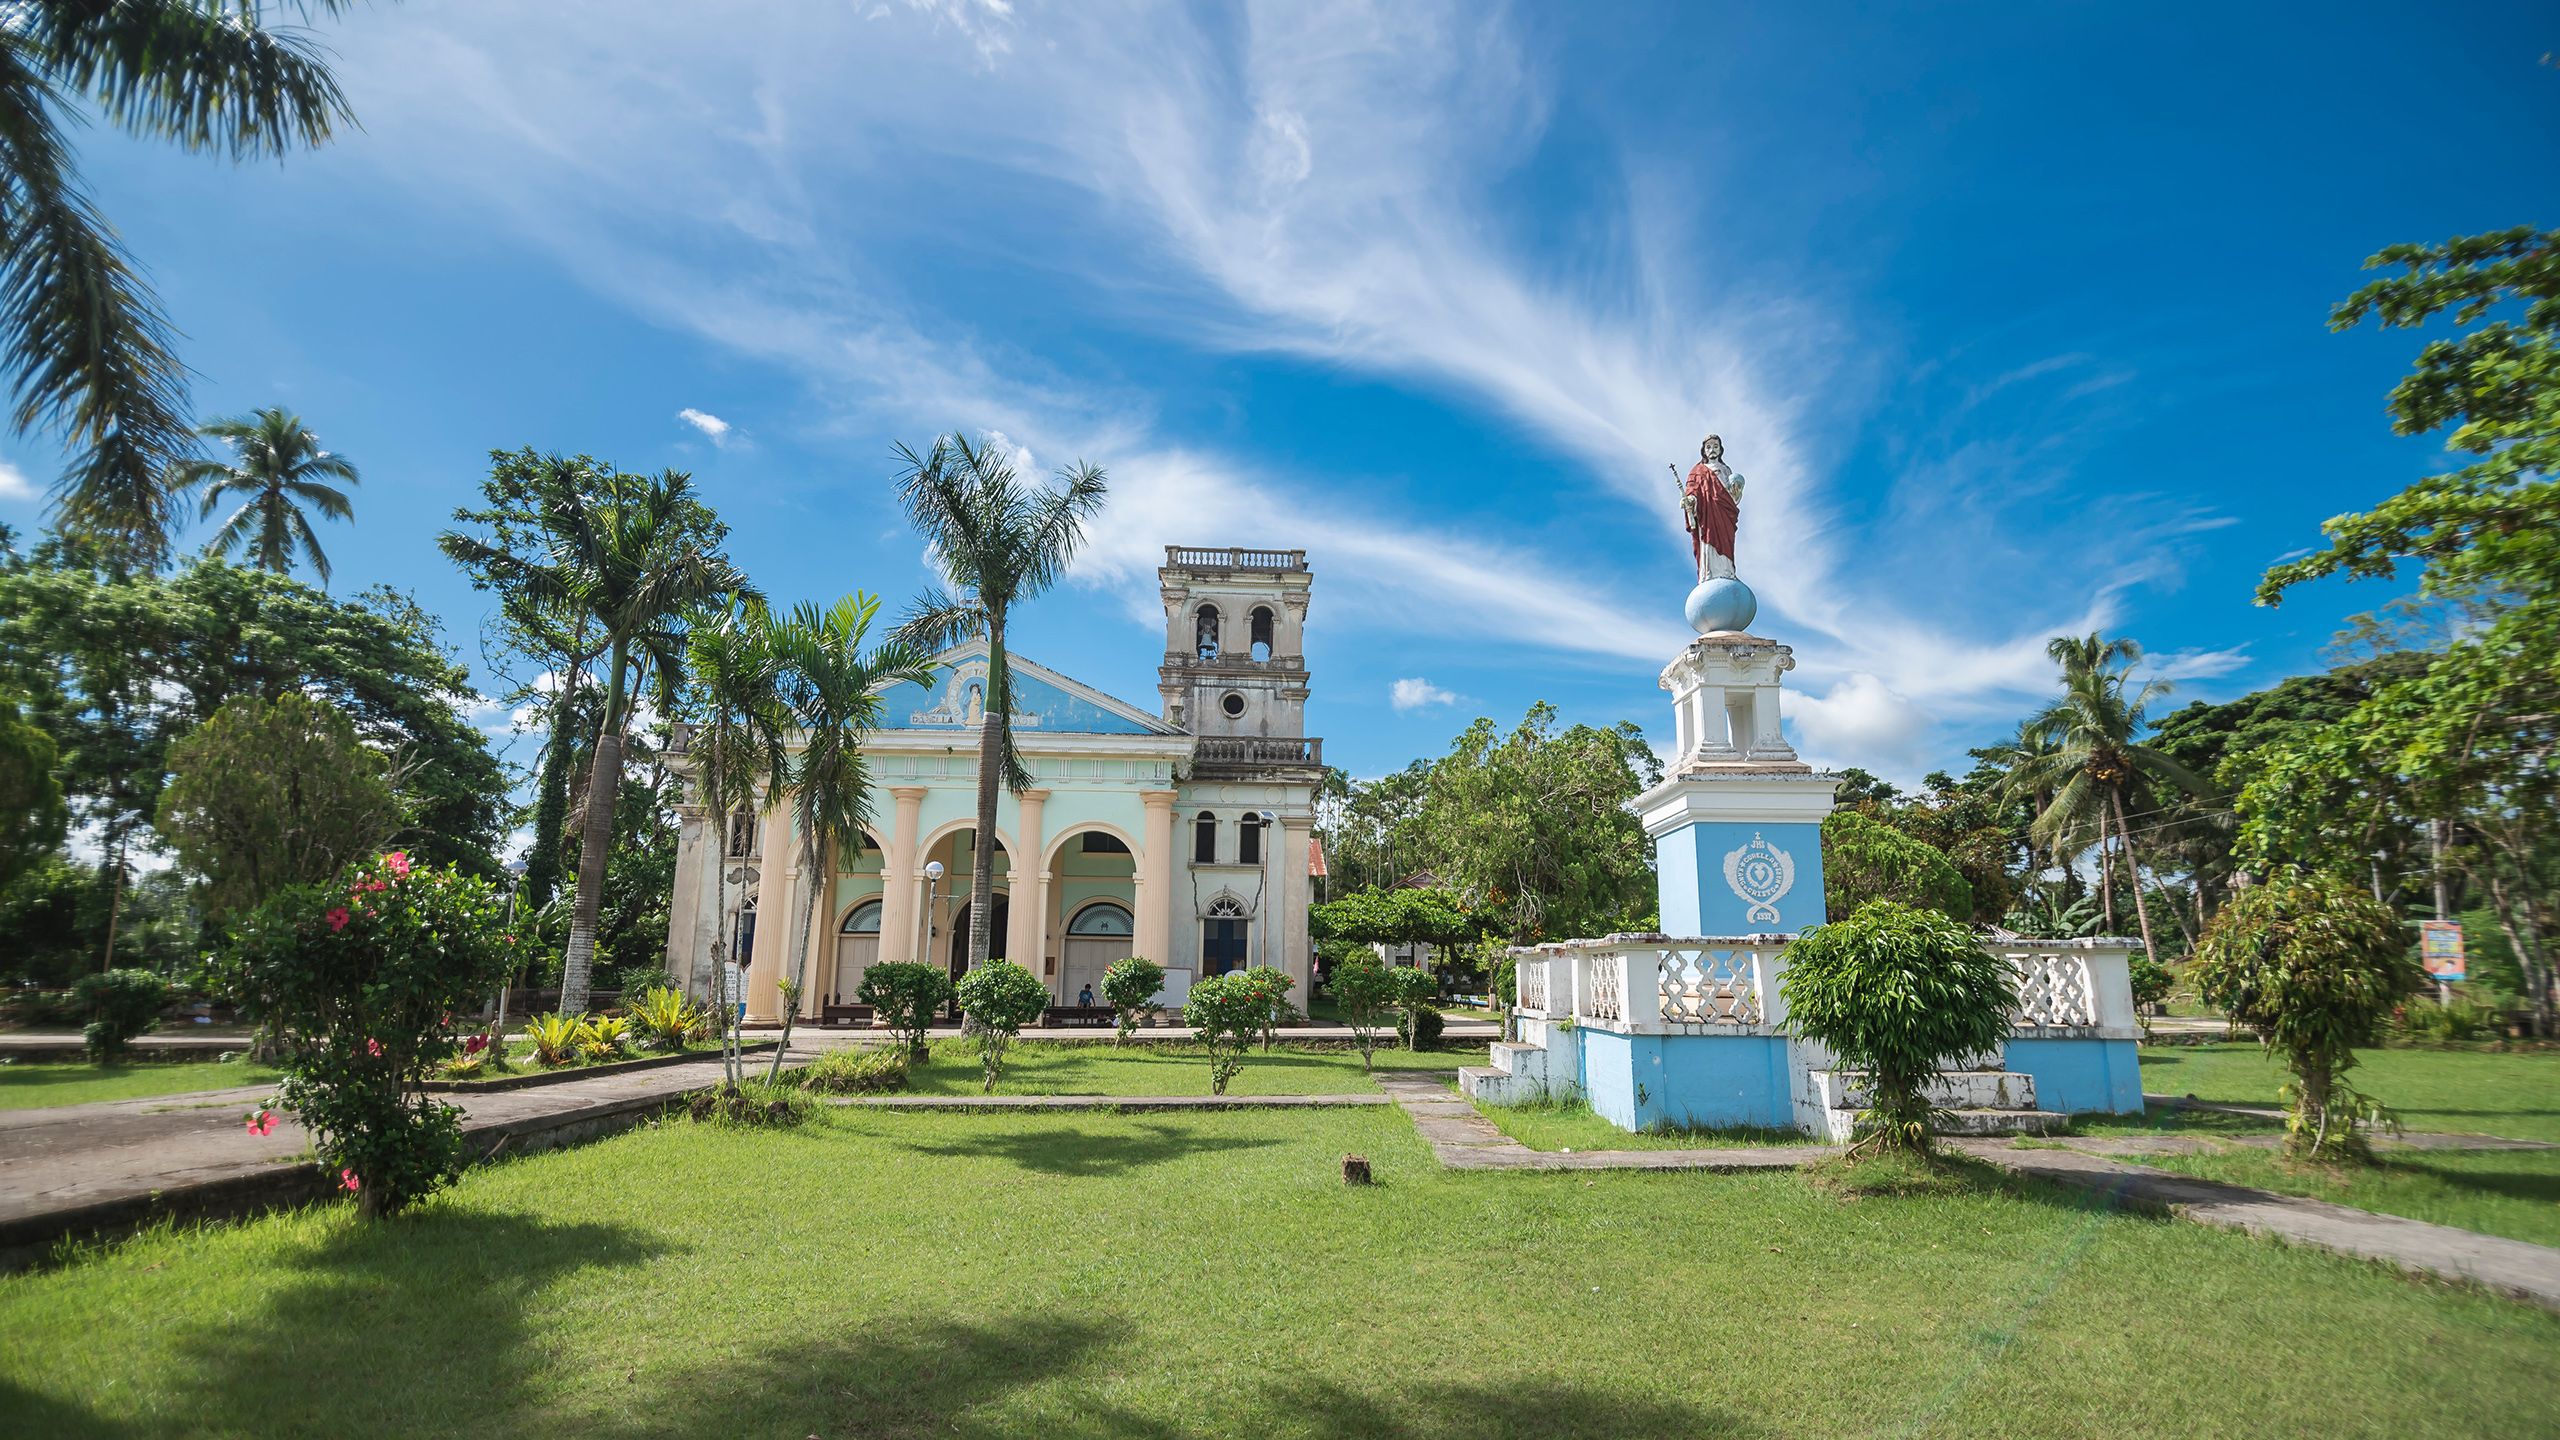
[1686,575,1758,635]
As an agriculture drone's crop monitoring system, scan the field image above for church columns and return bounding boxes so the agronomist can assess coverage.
[745,800,795,1023]
[1009,789,1048,979]
[878,787,926,967]
[665,801,708,995]
[1280,815,1313,999]
[1135,789,1177,969]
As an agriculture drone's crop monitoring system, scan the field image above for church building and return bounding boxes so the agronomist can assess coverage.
[663,546,1323,1024]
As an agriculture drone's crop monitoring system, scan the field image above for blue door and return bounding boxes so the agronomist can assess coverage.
[1203,918,1249,975]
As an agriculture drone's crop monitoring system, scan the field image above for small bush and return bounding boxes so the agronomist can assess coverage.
[1102,956,1166,1045]
[580,1014,634,1062]
[2390,996,2503,1046]
[74,968,167,1062]
[1779,900,2017,1157]
[954,960,1049,1092]
[1388,966,1438,1051]
[1236,965,1299,1051]
[1329,954,1400,1071]
[626,986,703,1052]
[792,1046,910,1094]
[686,1080,810,1128]
[1182,972,1265,1095]
[1397,1004,1446,1050]
[526,1013,588,1067]
[857,961,950,1060]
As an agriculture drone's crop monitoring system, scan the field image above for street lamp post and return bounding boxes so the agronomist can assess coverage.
[920,859,945,972]
[1257,810,1279,973]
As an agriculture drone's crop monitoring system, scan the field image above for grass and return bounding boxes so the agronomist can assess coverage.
[2126,1144,2560,1249]
[1470,1093,1815,1152]
[894,1038,1461,1096]
[4,1105,2557,1438]
[0,1057,280,1110]
[2129,1041,2560,1143]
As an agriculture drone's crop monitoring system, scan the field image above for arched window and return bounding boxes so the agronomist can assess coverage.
[1078,831,1131,855]
[839,900,883,934]
[1201,895,1248,974]
[726,808,756,858]
[1194,604,1221,660]
[1067,901,1134,936]
[1193,810,1218,864]
[1238,812,1264,866]
[1249,606,1275,663]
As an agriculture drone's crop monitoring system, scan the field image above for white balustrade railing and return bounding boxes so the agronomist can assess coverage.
[1505,934,2136,1039]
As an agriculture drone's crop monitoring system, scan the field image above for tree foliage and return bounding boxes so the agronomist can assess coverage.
[2191,872,2420,1158]
[1179,970,1264,1095]
[858,961,951,1060]
[168,407,359,583]
[954,958,1049,1093]
[1779,901,2017,1157]
[73,966,164,1061]
[0,694,66,893]
[1326,951,1401,1071]
[1101,956,1165,1045]
[1820,809,1972,922]
[154,692,400,918]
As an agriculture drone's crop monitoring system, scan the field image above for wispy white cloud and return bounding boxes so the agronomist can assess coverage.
[677,407,734,444]
[1389,677,1465,712]
[0,460,34,503]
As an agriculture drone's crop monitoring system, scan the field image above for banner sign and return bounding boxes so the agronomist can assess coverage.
[2419,920,2467,983]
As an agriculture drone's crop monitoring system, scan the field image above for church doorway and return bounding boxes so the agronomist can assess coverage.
[1202,897,1249,976]
[833,900,882,1004]
[947,896,1011,980]
[1061,901,1135,1005]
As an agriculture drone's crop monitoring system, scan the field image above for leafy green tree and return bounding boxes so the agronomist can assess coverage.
[1310,885,1486,957]
[857,962,952,1062]
[438,462,749,1014]
[1327,951,1400,1071]
[3,0,367,563]
[680,599,787,1082]
[891,432,1107,969]
[954,958,1049,1092]
[763,594,935,1080]
[1180,970,1265,1095]
[0,694,66,893]
[1387,965,1440,1050]
[2192,872,2420,1157]
[167,408,358,583]
[1819,810,1972,922]
[1779,901,2017,1158]
[1415,702,1662,941]
[1312,760,1430,894]
[1234,964,1299,1052]
[73,967,165,1061]
[153,692,400,917]
[1101,957,1167,1044]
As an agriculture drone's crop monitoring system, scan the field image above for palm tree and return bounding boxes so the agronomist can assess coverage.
[892,432,1108,970]
[764,594,935,1080]
[4,1,362,565]
[438,461,750,1014]
[2007,633,2206,967]
[168,408,358,582]
[683,599,789,1085]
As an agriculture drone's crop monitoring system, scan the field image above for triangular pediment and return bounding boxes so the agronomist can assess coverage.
[873,640,1179,736]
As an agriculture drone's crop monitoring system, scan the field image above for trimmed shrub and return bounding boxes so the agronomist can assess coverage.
[1779,900,2016,1156]
[74,968,167,1062]
[857,962,950,1061]
[954,960,1049,1093]
[1101,956,1165,1045]
[1329,953,1400,1071]
[222,851,519,1216]
[1181,972,1264,1095]
[1398,1004,1446,1050]
[793,1045,911,1094]
[2193,871,2421,1158]
[1388,966,1439,1051]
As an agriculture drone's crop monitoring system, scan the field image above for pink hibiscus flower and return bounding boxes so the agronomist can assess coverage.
[326,907,351,933]
[339,1168,361,1193]
[365,1038,384,1058]
[385,851,412,877]
[244,1109,277,1137]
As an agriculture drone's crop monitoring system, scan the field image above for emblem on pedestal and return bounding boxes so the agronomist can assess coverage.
[1721,832,1795,925]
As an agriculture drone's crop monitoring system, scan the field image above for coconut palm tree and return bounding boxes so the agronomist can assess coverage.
[3,0,364,564]
[438,461,751,1014]
[2008,633,2206,966]
[763,594,936,1080]
[168,408,358,583]
[892,432,1108,970]
[683,599,789,1085]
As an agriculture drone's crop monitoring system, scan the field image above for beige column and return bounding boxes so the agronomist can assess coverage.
[745,801,794,1023]
[1034,869,1058,995]
[877,787,926,967]
[1135,789,1177,969]
[664,802,707,995]
[1008,788,1048,980]
[1281,816,1314,999]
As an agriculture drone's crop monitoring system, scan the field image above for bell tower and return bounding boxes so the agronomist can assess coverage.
[1156,546,1313,739]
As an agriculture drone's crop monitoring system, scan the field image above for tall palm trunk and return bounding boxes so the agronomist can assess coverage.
[702,776,737,1085]
[2109,789,2162,965]
[559,640,630,1015]
[968,614,1007,968]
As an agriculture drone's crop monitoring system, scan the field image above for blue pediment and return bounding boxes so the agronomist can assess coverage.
[874,643,1173,736]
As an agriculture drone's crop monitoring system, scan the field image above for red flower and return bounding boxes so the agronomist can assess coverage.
[339,1168,361,1193]
[366,1038,384,1058]
[464,1034,488,1055]
[385,851,412,877]
[326,907,351,933]
[244,1109,277,1137]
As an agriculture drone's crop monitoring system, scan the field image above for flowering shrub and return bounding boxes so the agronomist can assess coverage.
[1181,972,1265,1095]
[1234,965,1299,1051]
[221,852,519,1217]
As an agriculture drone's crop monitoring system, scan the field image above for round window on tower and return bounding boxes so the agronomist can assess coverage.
[1220,692,1247,718]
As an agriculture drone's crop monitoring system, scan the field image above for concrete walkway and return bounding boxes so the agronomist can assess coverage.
[833,1093,1391,1111]
[0,1048,813,1268]
[1373,1073,2560,1313]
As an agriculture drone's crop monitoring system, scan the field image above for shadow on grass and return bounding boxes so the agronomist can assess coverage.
[893,1120,1279,1177]
[1262,1377,1757,1440]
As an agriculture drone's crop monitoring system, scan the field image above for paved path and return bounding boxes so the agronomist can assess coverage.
[1373,1073,2560,1312]
[834,1094,1391,1110]
[0,1048,815,1267]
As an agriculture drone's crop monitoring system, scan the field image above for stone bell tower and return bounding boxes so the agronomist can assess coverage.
[1156,546,1313,739]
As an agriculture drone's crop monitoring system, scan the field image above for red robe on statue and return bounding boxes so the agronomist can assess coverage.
[1684,461,1739,570]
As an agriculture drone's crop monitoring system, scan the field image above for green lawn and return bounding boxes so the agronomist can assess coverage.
[4,1105,2556,1438]
[0,1058,279,1110]
[2126,1144,2560,1249]
[2131,1042,2560,1142]
[1471,1094,1816,1152]
[895,1038,1461,1096]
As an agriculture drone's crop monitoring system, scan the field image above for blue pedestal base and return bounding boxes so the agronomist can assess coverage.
[2002,1036,2144,1115]
[1581,1029,1793,1132]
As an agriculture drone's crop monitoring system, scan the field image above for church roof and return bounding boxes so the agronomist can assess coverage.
[872,639,1181,738]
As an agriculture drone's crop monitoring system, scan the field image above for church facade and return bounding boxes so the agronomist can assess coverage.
[663,546,1323,1024]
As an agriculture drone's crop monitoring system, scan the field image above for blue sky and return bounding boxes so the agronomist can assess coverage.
[3,1,2553,791]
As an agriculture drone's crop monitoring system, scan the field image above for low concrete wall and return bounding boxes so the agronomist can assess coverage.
[2004,1036,2144,1115]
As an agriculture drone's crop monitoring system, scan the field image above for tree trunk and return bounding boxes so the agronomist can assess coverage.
[2486,870,2553,1039]
[558,640,630,1016]
[2109,789,2162,967]
[98,830,125,971]
[2096,830,2116,933]
[968,618,1006,969]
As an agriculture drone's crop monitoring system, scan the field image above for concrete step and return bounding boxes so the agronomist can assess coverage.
[1487,1040,1542,1077]
[1812,1104,2067,1142]
[1811,1069,2039,1113]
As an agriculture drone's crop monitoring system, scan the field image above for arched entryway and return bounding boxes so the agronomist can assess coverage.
[833,899,882,1004]
[1061,900,1134,1007]
[1202,895,1250,976]
[947,896,1011,981]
